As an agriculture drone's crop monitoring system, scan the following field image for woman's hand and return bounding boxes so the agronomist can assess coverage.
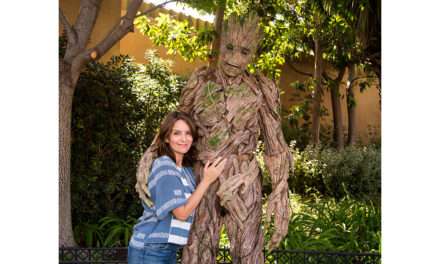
[202,157,227,185]
[172,157,226,220]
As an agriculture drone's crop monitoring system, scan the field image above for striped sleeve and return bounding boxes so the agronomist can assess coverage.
[148,158,187,220]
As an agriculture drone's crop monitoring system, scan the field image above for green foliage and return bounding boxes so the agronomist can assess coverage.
[224,0,250,17]
[282,80,332,149]
[283,93,313,150]
[132,50,185,142]
[320,145,381,201]
[71,51,184,227]
[99,216,137,247]
[256,139,380,202]
[264,193,381,252]
[76,195,380,252]
[135,13,215,61]
[253,14,294,79]
[288,144,325,195]
[219,225,231,248]
[74,222,104,247]
[288,143,381,203]
[254,0,379,79]
[133,0,379,84]
[74,215,137,247]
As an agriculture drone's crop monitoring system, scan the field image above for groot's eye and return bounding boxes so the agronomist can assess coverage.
[241,48,250,55]
[226,43,234,51]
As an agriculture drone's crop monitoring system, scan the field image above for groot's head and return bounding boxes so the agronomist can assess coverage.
[218,12,262,77]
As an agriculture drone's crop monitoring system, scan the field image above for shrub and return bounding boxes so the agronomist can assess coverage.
[99,216,137,247]
[288,143,326,196]
[287,143,381,203]
[71,51,185,226]
[320,145,381,202]
[257,141,380,202]
[74,215,137,247]
[79,194,381,252]
[263,193,381,253]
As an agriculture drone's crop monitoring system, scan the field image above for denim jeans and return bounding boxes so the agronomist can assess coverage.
[127,243,181,264]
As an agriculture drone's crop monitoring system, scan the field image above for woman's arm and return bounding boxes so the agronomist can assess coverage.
[172,180,210,220]
[172,157,226,220]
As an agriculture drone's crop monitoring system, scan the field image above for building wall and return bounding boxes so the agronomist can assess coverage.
[60,0,381,144]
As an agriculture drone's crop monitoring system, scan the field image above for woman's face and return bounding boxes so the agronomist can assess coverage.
[166,119,193,157]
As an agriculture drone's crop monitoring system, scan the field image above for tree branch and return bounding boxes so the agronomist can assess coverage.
[74,0,103,49]
[208,1,225,70]
[351,75,378,83]
[135,0,179,18]
[59,8,77,44]
[287,59,313,77]
[86,0,144,62]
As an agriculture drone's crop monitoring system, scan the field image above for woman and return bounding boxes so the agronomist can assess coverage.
[128,111,226,264]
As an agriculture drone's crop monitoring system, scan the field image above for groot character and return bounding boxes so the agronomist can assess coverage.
[136,13,293,264]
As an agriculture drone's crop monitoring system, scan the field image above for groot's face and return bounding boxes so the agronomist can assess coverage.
[218,13,261,78]
[219,41,254,77]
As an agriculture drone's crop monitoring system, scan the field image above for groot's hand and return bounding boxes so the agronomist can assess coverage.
[266,188,290,251]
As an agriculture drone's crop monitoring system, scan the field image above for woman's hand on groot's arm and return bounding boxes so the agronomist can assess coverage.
[202,157,227,185]
[172,157,226,220]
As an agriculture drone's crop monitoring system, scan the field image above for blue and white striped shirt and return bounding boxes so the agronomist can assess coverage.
[130,155,196,248]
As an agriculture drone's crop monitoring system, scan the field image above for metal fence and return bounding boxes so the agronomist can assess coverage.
[59,247,381,264]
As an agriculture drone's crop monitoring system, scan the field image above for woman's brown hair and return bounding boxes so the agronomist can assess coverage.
[156,111,197,167]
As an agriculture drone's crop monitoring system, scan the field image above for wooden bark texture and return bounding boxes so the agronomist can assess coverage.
[209,3,225,70]
[59,0,144,247]
[220,13,262,57]
[347,64,357,145]
[330,67,346,150]
[311,38,323,146]
[135,135,159,207]
[59,61,76,247]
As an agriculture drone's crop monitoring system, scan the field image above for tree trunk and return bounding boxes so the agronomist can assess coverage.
[59,60,77,247]
[311,38,323,146]
[209,3,225,70]
[330,67,346,150]
[59,0,144,247]
[347,64,357,145]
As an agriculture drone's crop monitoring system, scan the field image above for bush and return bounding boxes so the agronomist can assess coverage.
[287,143,381,203]
[71,51,185,227]
[263,193,381,253]
[320,145,381,202]
[83,194,381,252]
[74,215,137,247]
[288,143,326,196]
[257,142,380,202]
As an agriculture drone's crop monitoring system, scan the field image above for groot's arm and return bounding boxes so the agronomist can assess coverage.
[257,74,293,251]
[135,66,208,206]
[135,137,158,207]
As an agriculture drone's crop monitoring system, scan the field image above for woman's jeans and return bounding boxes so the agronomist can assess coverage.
[127,243,181,264]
